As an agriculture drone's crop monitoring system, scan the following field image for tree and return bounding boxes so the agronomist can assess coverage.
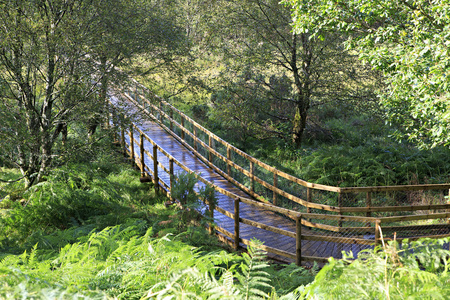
[0,0,184,187]
[283,0,450,149]
[196,0,377,147]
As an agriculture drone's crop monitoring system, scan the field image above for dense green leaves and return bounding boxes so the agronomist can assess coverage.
[284,0,450,149]
[0,0,185,186]
[300,238,450,299]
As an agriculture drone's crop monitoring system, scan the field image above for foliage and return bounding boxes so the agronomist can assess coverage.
[0,222,311,299]
[202,0,379,148]
[170,171,218,230]
[283,0,450,149]
[0,144,162,250]
[0,0,185,186]
[299,237,450,299]
[146,239,273,299]
[0,139,314,299]
[244,108,450,187]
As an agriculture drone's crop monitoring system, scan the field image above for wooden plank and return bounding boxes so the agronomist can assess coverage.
[302,234,374,245]
[340,203,450,213]
[340,184,450,193]
[302,212,378,223]
[379,212,450,223]
[239,217,296,238]
[240,238,296,260]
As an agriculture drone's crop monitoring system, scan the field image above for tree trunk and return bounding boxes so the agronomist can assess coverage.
[292,103,308,148]
[291,34,312,148]
[291,33,312,148]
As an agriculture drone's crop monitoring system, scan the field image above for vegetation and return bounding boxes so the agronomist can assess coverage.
[300,238,450,299]
[2,0,450,298]
[0,0,185,187]
[0,138,317,299]
[1,140,449,299]
[284,0,450,149]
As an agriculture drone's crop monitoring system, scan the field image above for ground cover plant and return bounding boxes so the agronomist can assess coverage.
[0,138,316,299]
[298,237,450,299]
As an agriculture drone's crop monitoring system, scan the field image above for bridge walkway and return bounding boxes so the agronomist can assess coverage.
[114,95,369,264]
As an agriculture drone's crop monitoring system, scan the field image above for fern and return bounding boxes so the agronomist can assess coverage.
[236,240,272,300]
[300,237,450,299]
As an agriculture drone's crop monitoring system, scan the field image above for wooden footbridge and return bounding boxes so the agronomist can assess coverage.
[109,79,450,266]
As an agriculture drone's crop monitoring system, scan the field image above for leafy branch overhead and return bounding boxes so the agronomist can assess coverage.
[283,0,450,148]
[0,0,185,187]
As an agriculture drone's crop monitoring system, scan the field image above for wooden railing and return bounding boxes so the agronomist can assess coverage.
[109,80,450,265]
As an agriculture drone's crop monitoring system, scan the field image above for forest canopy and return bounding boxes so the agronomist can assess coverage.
[283,0,450,149]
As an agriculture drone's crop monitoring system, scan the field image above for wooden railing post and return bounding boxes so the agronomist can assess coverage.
[129,124,135,165]
[159,102,163,122]
[296,214,302,266]
[121,126,126,157]
[140,133,145,177]
[227,146,231,177]
[447,189,450,225]
[375,219,381,248]
[306,188,312,214]
[153,145,159,192]
[193,126,198,151]
[234,197,240,250]
[366,192,372,226]
[208,202,214,235]
[169,109,174,131]
[181,116,185,140]
[338,192,343,227]
[250,161,255,193]
[273,172,278,206]
[150,99,154,116]
[134,83,138,103]
[208,135,213,163]
[169,158,174,196]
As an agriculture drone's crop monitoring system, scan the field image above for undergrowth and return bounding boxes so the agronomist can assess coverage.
[0,137,314,298]
[299,237,450,299]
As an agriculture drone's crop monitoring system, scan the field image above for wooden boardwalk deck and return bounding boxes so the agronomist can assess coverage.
[112,94,372,265]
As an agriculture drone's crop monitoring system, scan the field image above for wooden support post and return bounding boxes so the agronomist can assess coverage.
[375,219,381,248]
[169,109,174,131]
[447,189,450,225]
[134,83,138,103]
[208,135,213,163]
[208,202,214,235]
[140,133,145,177]
[234,197,240,250]
[338,192,343,227]
[193,126,198,151]
[159,102,163,122]
[112,108,118,142]
[121,127,126,157]
[129,125,135,165]
[153,145,159,192]
[306,188,311,214]
[181,117,185,140]
[296,214,302,266]
[273,172,278,206]
[227,146,231,177]
[169,158,174,197]
[250,161,255,193]
[366,192,372,227]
